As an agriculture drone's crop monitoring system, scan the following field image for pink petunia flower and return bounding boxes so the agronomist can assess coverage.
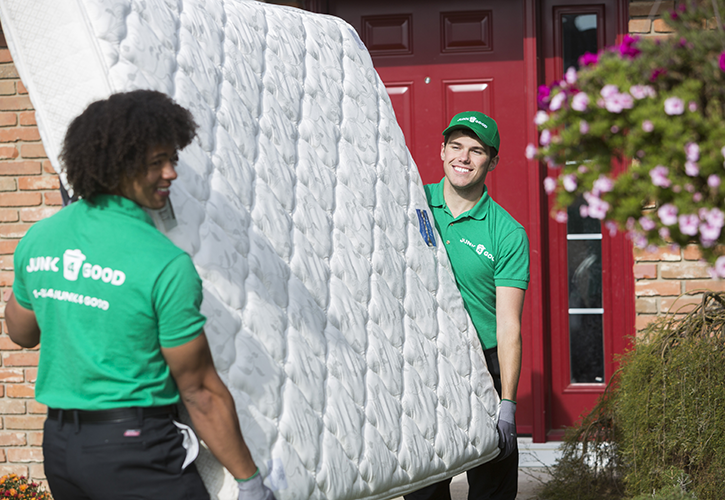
[525,143,538,160]
[685,161,699,176]
[580,204,589,218]
[619,35,641,59]
[659,227,671,240]
[540,129,551,146]
[703,208,725,228]
[650,166,671,187]
[714,256,725,278]
[628,231,648,249]
[604,221,618,237]
[639,217,656,231]
[549,92,567,111]
[593,175,614,194]
[664,97,684,115]
[611,125,620,134]
[708,175,721,188]
[720,52,725,72]
[538,85,551,109]
[579,120,589,134]
[693,192,703,202]
[563,174,578,192]
[642,120,654,132]
[650,68,667,81]
[658,203,678,226]
[688,101,698,112]
[678,214,699,236]
[583,192,610,219]
[699,222,721,246]
[685,142,699,162]
[571,92,589,111]
[543,177,557,194]
[579,52,598,67]
[630,85,656,99]
[554,211,568,223]
[565,67,578,85]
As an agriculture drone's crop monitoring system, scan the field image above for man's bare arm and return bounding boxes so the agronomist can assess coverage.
[5,294,41,348]
[161,331,258,480]
[495,286,525,402]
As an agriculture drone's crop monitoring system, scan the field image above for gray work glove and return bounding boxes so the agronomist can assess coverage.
[496,399,517,461]
[237,471,275,500]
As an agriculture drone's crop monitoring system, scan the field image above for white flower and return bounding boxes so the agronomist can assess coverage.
[642,120,654,132]
[540,129,551,146]
[600,85,619,98]
[549,92,567,111]
[579,120,589,134]
[657,203,678,226]
[685,142,699,162]
[525,143,538,160]
[664,96,684,115]
[630,85,656,99]
[554,211,568,223]
[593,175,614,194]
[565,66,578,85]
[543,177,557,194]
[685,161,699,177]
[534,111,549,125]
[563,174,577,192]
[571,92,589,111]
[714,256,725,278]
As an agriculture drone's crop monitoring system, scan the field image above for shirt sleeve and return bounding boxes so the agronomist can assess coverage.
[12,239,32,310]
[153,253,206,348]
[494,227,530,290]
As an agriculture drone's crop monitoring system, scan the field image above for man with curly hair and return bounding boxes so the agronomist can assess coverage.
[5,90,273,500]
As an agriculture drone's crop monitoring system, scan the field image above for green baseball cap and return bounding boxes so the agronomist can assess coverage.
[442,111,500,152]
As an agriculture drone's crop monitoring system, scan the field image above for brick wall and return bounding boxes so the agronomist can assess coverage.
[628,0,720,332]
[0,28,58,481]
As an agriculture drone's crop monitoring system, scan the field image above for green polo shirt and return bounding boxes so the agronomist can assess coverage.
[13,195,206,410]
[425,179,529,349]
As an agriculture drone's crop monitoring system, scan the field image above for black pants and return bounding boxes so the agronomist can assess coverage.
[43,410,210,500]
[404,347,518,500]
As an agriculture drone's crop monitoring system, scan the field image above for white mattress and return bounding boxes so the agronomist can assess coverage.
[0,1,501,499]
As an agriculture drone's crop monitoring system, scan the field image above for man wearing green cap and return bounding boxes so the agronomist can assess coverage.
[406,111,530,500]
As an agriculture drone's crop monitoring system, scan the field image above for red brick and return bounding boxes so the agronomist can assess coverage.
[0,223,31,238]
[0,160,41,175]
[634,263,657,279]
[0,336,21,350]
[653,18,674,32]
[0,191,41,206]
[0,369,23,383]
[0,145,18,159]
[0,65,19,80]
[635,280,681,296]
[0,431,26,446]
[634,246,681,262]
[0,449,5,462]
[0,465,29,477]
[4,415,44,430]
[0,385,4,397]
[0,255,14,270]
[635,297,658,314]
[0,112,17,127]
[24,368,37,383]
[684,279,725,293]
[0,209,19,223]
[6,448,43,462]
[3,352,39,367]
[661,295,703,314]
[660,262,710,279]
[6,384,35,398]
[27,431,43,446]
[20,206,60,222]
[0,399,25,414]
[629,18,652,33]
[0,96,32,111]
[16,81,27,95]
[0,49,13,64]
[683,245,702,261]
[17,175,59,191]
[42,160,54,174]
[0,271,14,286]
[635,314,658,331]
[27,401,46,415]
[0,240,19,254]
[28,463,46,481]
[0,177,16,191]
[19,143,46,159]
[44,191,62,206]
[0,81,14,96]
[0,127,40,142]
[18,111,35,126]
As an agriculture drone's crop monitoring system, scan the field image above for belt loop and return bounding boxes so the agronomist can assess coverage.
[73,410,80,434]
[57,409,64,430]
[137,407,143,427]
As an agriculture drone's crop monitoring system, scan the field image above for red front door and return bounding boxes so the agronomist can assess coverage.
[327,0,541,435]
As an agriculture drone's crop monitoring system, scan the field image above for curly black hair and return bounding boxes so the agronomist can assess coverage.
[60,89,197,200]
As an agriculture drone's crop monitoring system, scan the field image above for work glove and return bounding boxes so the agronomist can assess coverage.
[496,399,517,461]
[237,470,275,500]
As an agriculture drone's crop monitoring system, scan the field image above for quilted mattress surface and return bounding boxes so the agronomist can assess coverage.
[0,1,501,499]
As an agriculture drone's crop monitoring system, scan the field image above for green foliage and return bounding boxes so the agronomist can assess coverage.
[532,2,725,271]
[541,292,725,500]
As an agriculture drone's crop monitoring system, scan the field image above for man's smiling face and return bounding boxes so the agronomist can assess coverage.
[441,129,498,194]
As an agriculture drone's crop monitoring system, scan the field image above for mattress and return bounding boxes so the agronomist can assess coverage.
[0,1,501,499]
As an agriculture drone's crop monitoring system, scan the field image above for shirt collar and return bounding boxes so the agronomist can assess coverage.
[429,178,490,221]
[82,194,156,226]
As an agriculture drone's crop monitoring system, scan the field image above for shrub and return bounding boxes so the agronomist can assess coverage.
[0,474,52,500]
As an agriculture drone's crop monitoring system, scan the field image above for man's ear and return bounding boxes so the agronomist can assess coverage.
[488,155,500,172]
[440,142,446,161]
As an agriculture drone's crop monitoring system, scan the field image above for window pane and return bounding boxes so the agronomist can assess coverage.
[567,239,602,309]
[569,314,604,383]
[567,196,601,235]
[561,13,598,71]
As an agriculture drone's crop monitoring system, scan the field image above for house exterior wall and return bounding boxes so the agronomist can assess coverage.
[0,0,719,480]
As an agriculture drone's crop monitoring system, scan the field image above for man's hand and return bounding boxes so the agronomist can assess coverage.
[237,472,275,500]
[496,399,517,461]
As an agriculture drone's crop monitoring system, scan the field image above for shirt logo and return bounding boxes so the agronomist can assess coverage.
[458,116,488,128]
[460,238,495,261]
[26,249,126,286]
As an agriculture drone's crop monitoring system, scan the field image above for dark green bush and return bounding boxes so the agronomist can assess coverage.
[541,292,725,500]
